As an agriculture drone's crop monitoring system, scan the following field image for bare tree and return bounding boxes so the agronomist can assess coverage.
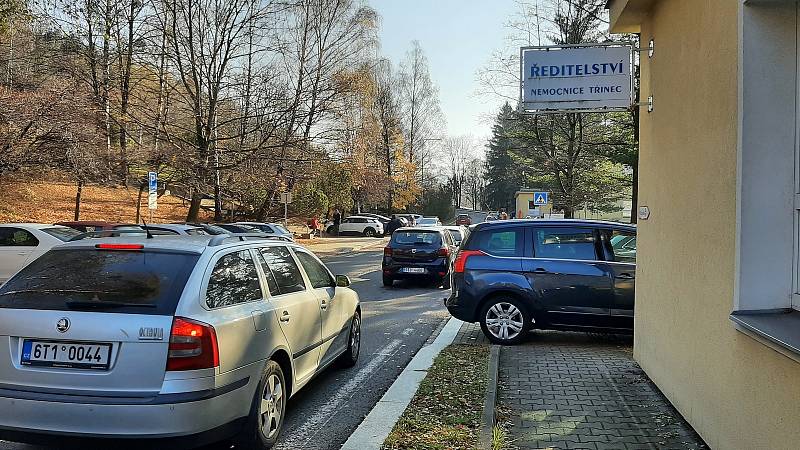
[397,40,442,166]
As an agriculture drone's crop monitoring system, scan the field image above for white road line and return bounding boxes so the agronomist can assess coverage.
[341,318,463,450]
[278,339,404,449]
[401,328,414,336]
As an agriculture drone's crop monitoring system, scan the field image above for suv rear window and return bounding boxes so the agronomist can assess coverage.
[0,249,198,315]
[391,231,442,246]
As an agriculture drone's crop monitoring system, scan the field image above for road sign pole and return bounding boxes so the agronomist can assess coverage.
[284,201,288,227]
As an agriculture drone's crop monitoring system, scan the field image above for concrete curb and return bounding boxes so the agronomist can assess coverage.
[340,317,463,450]
[478,345,501,449]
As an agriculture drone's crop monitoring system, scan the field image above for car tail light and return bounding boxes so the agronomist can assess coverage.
[166,317,219,371]
[454,250,486,273]
[437,247,450,257]
[95,243,144,250]
[384,247,393,256]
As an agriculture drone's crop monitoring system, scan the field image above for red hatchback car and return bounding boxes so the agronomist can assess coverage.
[455,213,472,226]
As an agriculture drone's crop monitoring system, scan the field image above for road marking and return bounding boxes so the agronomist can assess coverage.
[278,339,404,449]
[401,328,414,336]
[341,318,463,450]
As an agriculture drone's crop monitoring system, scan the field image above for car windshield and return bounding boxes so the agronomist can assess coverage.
[392,231,441,246]
[448,229,463,241]
[41,227,83,241]
[418,218,438,224]
[273,224,290,234]
[0,249,199,315]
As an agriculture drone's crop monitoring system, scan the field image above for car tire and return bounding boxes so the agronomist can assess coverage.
[337,311,361,368]
[236,360,287,450]
[382,275,393,287]
[326,226,334,235]
[479,296,530,345]
[363,227,376,237]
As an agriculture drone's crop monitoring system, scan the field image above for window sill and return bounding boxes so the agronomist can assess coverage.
[730,309,800,363]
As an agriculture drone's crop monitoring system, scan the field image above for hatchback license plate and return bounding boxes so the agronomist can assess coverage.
[401,267,426,274]
[21,340,112,370]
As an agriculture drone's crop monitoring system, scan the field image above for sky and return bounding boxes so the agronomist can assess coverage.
[369,0,518,143]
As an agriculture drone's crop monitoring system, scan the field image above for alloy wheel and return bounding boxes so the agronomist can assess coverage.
[484,302,524,341]
[259,373,284,439]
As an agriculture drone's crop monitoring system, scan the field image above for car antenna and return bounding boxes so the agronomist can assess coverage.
[140,218,154,239]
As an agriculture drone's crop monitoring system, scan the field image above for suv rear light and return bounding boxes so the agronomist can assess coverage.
[437,247,450,257]
[166,317,219,371]
[95,243,144,250]
[454,250,486,273]
[384,247,393,256]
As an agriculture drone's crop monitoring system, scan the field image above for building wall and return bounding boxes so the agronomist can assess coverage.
[634,1,800,449]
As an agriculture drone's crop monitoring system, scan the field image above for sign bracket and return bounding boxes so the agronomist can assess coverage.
[631,95,654,113]
[633,38,655,58]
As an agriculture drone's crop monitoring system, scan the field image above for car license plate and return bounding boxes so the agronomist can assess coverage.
[401,267,426,274]
[21,340,112,370]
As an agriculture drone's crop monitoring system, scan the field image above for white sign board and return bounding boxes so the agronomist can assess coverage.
[280,192,292,204]
[521,45,632,112]
[147,171,157,211]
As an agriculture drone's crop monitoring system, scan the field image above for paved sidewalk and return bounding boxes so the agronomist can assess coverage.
[458,325,706,450]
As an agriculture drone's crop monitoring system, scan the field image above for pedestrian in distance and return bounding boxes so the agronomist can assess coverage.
[385,214,404,235]
[499,209,509,220]
[332,208,342,236]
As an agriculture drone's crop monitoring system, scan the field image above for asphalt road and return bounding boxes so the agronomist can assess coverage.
[0,244,451,450]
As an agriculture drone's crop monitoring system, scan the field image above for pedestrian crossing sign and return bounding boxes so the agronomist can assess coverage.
[534,192,549,205]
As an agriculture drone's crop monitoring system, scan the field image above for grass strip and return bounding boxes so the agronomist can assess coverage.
[383,344,490,450]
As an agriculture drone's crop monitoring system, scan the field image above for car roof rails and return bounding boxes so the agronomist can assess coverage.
[207,233,291,247]
[68,229,150,242]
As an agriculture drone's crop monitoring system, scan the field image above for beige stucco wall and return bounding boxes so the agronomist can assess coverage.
[632,0,800,449]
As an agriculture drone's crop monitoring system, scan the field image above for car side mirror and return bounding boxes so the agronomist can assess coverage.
[336,275,351,287]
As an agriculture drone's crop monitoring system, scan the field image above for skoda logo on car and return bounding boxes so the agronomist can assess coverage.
[55,318,70,333]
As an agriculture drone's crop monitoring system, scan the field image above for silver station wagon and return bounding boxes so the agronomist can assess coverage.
[0,234,362,448]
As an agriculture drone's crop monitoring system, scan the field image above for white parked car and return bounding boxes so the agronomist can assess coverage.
[416,217,442,227]
[325,216,384,237]
[0,224,82,284]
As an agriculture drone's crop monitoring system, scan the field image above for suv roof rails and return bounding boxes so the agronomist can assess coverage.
[68,229,150,242]
[207,233,291,247]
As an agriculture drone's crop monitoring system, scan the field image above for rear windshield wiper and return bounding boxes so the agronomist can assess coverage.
[65,300,156,310]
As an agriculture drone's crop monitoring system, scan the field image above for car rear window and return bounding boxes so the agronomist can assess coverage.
[0,249,199,315]
[41,227,83,241]
[391,231,442,246]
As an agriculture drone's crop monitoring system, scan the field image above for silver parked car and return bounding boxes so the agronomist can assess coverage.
[0,235,361,448]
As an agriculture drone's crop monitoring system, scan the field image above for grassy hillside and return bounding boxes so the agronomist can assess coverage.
[0,181,210,224]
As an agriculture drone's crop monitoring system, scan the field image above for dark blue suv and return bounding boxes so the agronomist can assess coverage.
[445,220,636,344]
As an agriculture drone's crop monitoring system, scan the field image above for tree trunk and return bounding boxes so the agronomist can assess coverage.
[74,180,83,221]
[135,182,145,223]
[213,169,223,221]
[186,193,203,222]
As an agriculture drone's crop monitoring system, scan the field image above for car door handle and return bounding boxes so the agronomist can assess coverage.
[532,268,549,274]
[279,311,291,322]
[616,273,635,280]
[320,299,328,310]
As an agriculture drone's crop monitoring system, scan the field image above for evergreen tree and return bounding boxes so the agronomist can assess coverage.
[484,103,521,211]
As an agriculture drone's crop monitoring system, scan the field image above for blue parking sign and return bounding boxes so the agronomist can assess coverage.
[533,192,549,205]
[148,172,157,192]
